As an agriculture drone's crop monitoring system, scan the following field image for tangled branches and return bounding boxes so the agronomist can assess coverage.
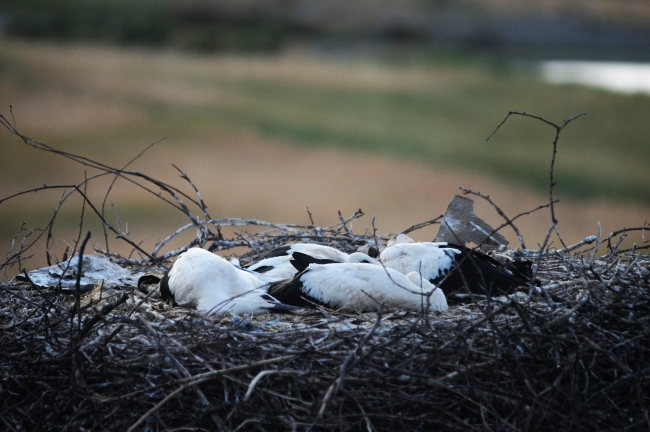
[1,246,649,431]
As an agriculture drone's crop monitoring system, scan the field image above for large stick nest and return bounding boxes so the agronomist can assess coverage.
[2,229,649,431]
[1,112,649,431]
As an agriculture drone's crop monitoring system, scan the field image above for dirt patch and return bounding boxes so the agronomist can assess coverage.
[5,91,144,135]
[154,134,649,246]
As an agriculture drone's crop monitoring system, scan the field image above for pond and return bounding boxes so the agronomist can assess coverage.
[539,61,650,95]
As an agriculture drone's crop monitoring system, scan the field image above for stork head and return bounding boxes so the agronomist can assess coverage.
[347,252,378,264]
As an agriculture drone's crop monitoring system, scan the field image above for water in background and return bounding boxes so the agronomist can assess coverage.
[540,61,650,95]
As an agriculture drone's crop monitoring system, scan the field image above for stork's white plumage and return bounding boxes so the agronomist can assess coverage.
[268,262,447,312]
[387,233,417,247]
[247,243,377,281]
[380,237,532,296]
[160,248,296,315]
[380,241,461,283]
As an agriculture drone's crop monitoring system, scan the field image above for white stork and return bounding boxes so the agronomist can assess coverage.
[160,248,298,315]
[246,243,377,282]
[380,237,532,296]
[267,252,447,312]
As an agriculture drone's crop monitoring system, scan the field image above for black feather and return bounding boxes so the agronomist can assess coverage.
[435,244,533,296]
[258,293,303,312]
[260,245,293,258]
[251,265,275,274]
[289,252,340,272]
[247,245,293,267]
[505,259,535,281]
[267,271,330,309]
[159,271,177,306]
[244,245,293,270]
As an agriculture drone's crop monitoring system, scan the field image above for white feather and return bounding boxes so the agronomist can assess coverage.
[296,263,447,312]
[387,233,416,247]
[166,248,282,315]
[248,244,376,281]
[380,242,461,282]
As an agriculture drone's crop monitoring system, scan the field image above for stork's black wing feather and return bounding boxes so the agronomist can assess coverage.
[436,244,533,296]
[289,252,341,272]
[158,271,178,306]
[267,270,330,309]
[243,245,293,269]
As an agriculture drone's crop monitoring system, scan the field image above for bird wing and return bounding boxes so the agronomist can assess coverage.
[381,243,459,282]
[298,264,437,311]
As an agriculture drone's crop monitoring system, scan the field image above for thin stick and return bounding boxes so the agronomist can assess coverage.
[101,138,165,253]
[460,187,526,249]
[487,111,585,225]
[126,354,297,432]
[401,215,444,236]
[71,231,91,347]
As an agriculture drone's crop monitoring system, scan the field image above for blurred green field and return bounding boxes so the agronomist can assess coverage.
[1,39,648,270]
[3,40,649,199]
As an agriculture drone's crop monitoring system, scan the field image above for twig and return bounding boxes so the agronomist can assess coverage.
[101,138,165,253]
[244,370,300,402]
[77,292,128,340]
[460,187,525,249]
[544,292,589,328]
[487,111,586,225]
[318,304,384,417]
[400,215,444,236]
[72,231,92,342]
[127,354,297,432]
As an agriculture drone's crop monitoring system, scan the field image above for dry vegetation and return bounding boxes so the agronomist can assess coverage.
[1,112,649,431]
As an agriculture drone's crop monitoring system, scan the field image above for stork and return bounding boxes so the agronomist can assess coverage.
[160,248,298,315]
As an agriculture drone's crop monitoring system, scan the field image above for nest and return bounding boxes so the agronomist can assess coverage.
[2,225,649,431]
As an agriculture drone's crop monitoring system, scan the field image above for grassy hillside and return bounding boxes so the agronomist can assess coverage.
[2,40,648,200]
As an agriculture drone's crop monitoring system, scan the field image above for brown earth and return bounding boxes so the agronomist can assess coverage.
[147,133,649,246]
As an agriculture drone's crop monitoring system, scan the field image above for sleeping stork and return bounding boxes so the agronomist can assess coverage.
[159,248,298,315]
[267,252,447,312]
[246,243,378,282]
[379,239,532,296]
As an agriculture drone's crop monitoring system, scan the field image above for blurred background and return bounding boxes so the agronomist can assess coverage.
[1,0,649,271]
